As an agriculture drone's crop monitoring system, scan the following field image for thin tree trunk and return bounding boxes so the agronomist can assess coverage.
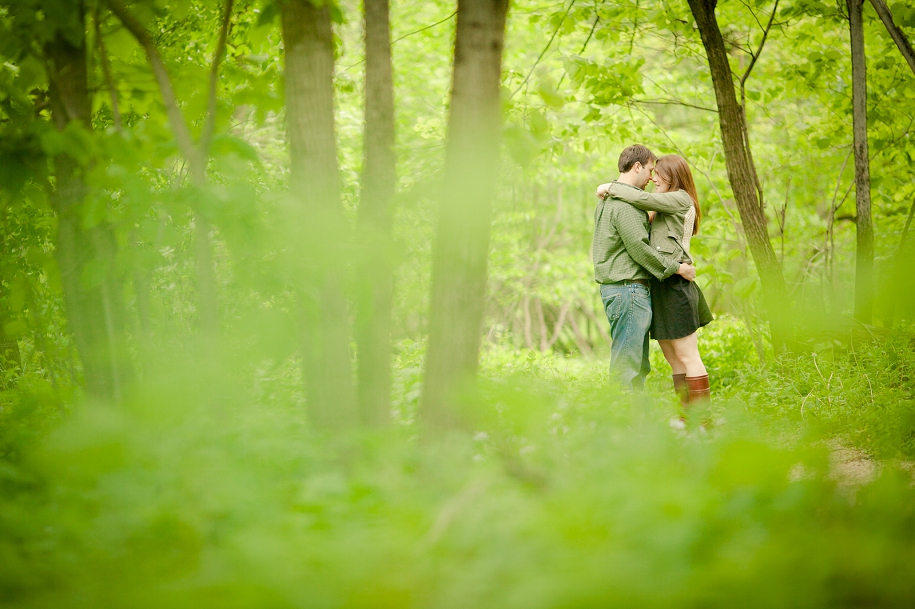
[420,0,510,430]
[686,0,791,351]
[356,0,396,426]
[281,0,357,429]
[535,298,548,351]
[94,6,122,132]
[46,1,130,400]
[566,314,593,356]
[522,295,533,349]
[869,0,915,76]
[545,302,570,350]
[849,0,874,324]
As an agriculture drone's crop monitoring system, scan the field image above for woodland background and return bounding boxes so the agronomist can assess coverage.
[2,0,915,606]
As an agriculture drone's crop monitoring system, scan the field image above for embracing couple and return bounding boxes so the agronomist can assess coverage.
[592,144,713,410]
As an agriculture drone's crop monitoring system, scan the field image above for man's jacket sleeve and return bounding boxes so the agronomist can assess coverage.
[613,204,681,280]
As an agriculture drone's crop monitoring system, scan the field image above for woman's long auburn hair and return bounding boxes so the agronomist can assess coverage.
[656,155,701,235]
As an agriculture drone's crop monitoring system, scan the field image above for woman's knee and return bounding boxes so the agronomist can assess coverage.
[671,339,700,364]
[677,352,703,369]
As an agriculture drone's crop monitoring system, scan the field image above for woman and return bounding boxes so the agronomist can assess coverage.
[599,154,713,409]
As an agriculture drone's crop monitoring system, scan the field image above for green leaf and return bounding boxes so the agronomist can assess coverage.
[504,124,540,168]
[38,122,95,166]
[529,112,549,139]
[209,134,260,163]
[733,276,759,299]
[256,1,280,27]
[3,320,27,339]
[537,81,564,109]
[8,277,28,313]
[16,54,46,90]
[170,0,193,20]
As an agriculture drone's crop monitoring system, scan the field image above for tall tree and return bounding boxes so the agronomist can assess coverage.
[848,0,874,324]
[46,0,131,400]
[105,0,234,338]
[420,0,511,430]
[869,0,915,76]
[356,0,396,426]
[281,0,357,428]
[686,0,791,350]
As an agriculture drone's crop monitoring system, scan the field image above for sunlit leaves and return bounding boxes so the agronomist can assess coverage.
[566,55,645,107]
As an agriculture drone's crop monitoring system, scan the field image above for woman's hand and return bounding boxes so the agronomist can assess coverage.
[596,183,612,199]
[676,263,696,282]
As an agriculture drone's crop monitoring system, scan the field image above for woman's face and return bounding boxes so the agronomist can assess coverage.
[652,170,670,193]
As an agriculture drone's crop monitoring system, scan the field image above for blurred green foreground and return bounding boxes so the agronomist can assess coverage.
[2,317,915,608]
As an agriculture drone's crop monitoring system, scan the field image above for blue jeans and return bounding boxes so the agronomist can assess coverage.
[600,283,652,390]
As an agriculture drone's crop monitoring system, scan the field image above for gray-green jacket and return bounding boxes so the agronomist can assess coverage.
[606,182,695,265]
[592,183,681,284]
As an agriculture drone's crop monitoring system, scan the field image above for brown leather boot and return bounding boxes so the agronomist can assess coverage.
[686,374,711,405]
[672,374,688,406]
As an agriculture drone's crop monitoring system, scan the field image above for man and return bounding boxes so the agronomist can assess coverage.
[592,144,695,390]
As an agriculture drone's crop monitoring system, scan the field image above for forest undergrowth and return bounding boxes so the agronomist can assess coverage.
[2,316,915,608]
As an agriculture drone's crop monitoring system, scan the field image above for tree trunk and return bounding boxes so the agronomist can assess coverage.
[356,0,396,426]
[686,0,791,350]
[281,0,357,429]
[849,0,874,324]
[420,0,510,430]
[46,1,129,401]
[869,0,915,77]
[189,159,220,338]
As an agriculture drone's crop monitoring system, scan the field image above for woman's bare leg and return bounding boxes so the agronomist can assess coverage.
[669,332,706,377]
[658,340,686,374]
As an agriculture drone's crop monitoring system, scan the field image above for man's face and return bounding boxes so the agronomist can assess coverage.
[635,160,655,189]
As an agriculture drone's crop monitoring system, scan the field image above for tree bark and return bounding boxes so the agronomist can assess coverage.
[420,0,510,430]
[686,0,791,350]
[281,0,357,429]
[46,1,130,401]
[869,0,915,77]
[849,0,874,324]
[356,0,396,426]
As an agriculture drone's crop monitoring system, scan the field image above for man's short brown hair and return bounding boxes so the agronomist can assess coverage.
[617,144,657,173]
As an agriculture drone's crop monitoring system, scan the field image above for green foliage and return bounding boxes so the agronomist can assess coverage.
[732,333,915,458]
[2,0,915,604]
[3,341,915,606]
